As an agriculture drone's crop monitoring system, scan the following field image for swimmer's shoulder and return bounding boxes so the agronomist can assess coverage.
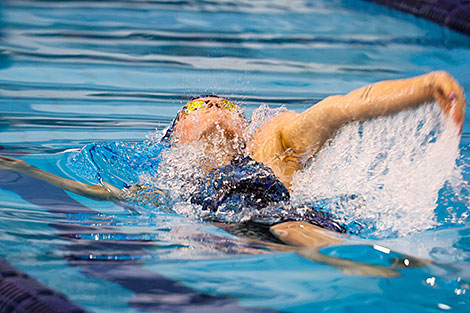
[247,110,302,189]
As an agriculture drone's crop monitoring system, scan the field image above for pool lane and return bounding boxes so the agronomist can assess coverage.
[0,169,279,313]
[368,0,470,35]
[0,258,89,313]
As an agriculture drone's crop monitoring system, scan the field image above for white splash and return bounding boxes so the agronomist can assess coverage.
[141,105,290,222]
[138,103,464,238]
[246,104,288,136]
[140,142,207,216]
[290,102,462,238]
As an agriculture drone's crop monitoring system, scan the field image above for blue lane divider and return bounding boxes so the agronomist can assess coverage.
[0,169,278,313]
[366,0,470,34]
[0,258,88,313]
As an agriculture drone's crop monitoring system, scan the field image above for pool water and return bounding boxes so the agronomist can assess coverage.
[1,0,470,312]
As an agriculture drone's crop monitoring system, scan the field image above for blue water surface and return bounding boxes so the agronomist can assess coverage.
[0,1,470,312]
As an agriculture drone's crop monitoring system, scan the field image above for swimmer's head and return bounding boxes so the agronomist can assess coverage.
[167,95,247,145]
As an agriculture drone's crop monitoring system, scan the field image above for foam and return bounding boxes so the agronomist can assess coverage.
[290,102,462,238]
[68,103,465,238]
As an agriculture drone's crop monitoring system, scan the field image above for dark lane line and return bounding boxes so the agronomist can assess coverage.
[0,257,89,313]
[0,169,279,313]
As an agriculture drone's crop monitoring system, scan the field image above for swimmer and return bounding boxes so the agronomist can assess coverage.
[0,71,466,275]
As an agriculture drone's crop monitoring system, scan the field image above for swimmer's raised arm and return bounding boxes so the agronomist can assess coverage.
[0,155,124,201]
[251,71,465,187]
[282,71,465,158]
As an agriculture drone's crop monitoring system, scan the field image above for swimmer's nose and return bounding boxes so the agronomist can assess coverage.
[206,99,222,109]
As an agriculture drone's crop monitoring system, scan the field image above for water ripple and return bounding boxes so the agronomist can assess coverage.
[24,30,470,49]
[4,0,348,14]
[6,48,400,74]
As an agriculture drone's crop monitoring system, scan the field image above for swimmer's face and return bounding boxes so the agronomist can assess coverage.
[172,96,247,144]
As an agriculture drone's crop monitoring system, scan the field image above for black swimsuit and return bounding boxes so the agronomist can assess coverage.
[191,155,347,233]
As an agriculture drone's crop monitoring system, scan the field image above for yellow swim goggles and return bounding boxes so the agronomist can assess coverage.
[161,97,242,143]
[179,98,240,118]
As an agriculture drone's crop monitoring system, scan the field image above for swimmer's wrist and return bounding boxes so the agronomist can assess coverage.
[429,70,454,96]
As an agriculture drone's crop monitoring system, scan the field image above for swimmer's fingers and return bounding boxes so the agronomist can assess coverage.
[127,183,166,197]
[0,155,28,171]
[390,255,433,270]
[432,71,466,129]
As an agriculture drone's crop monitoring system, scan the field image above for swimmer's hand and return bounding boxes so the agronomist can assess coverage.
[0,155,124,202]
[431,71,466,129]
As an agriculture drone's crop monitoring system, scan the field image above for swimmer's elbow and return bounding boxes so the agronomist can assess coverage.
[280,107,338,156]
[298,95,350,132]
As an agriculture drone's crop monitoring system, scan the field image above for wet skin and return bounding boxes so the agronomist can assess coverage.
[0,71,466,276]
